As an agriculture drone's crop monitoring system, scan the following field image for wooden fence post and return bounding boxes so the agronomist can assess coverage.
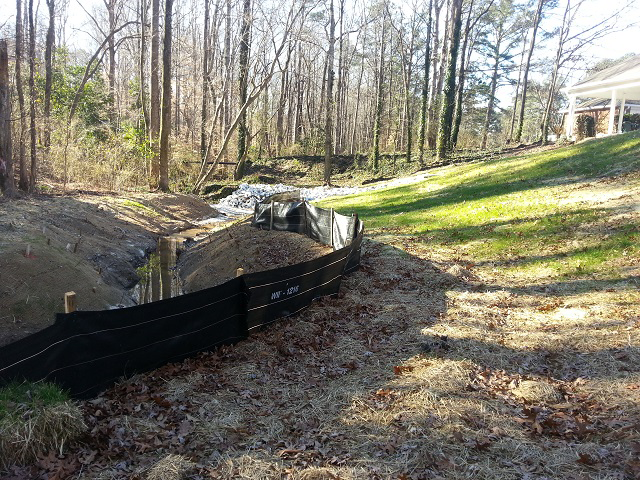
[64,291,77,313]
[236,267,244,277]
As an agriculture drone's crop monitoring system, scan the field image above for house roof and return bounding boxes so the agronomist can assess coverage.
[558,98,640,114]
[565,54,640,99]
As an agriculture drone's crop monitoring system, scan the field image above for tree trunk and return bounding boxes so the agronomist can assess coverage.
[514,0,544,144]
[436,0,462,160]
[0,40,14,196]
[451,0,477,150]
[105,0,117,126]
[28,0,37,192]
[44,0,55,150]
[150,0,160,187]
[158,0,174,192]
[15,0,29,191]
[372,10,386,172]
[234,0,251,180]
[139,0,149,135]
[201,0,210,161]
[350,25,366,155]
[426,0,444,149]
[417,0,433,165]
[334,0,344,154]
[323,0,335,185]
[508,30,527,143]
[540,0,569,145]
[481,28,502,150]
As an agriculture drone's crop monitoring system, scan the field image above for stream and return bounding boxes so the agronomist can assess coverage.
[131,220,235,304]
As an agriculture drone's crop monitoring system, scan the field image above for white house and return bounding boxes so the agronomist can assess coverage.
[563,55,640,138]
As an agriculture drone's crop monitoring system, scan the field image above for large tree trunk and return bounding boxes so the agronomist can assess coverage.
[323,0,335,185]
[436,0,462,160]
[28,0,37,192]
[0,40,14,196]
[514,0,545,144]
[15,0,29,191]
[234,0,251,180]
[44,0,55,150]
[372,11,386,172]
[158,0,174,192]
[451,0,481,150]
[426,0,444,149]
[417,0,433,165]
[150,0,161,188]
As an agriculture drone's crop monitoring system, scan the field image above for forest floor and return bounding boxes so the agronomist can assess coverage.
[1,136,639,478]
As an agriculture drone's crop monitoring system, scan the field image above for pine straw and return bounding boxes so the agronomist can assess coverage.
[15,236,639,479]
[0,401,86,468]
[144,454,196,480]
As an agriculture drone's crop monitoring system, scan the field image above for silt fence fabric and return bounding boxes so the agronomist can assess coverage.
[0,201,363,398]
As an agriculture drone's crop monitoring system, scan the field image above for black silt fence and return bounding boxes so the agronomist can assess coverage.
[0,202,363,398]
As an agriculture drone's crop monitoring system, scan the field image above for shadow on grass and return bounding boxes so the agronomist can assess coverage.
[348,132,640,222]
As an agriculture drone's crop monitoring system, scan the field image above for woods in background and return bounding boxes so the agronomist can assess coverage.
[0,0,633,194]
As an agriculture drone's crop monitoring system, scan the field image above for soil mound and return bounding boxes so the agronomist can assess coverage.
[178,221,331,292]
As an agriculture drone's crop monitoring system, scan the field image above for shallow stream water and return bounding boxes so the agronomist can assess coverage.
[131,220,236,304]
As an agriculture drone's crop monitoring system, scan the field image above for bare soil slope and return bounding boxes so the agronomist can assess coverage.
[0,192,218,346]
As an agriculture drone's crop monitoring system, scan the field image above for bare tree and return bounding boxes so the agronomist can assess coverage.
[323,0,336,185]
[372,7,386,172]
[15,0,29,191]
[234,0,251,180]
[44,0,55,150]
[159,0,174,191]
[417,0,433,165]
[539,0,631,143]
[436,0,463,160]
[514,0,546,144]
[28,0,37,192]
[0,40,14,196]
[150,0,161,187]
[193,1,307,192]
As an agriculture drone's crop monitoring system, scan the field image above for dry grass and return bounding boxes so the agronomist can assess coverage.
[0,401,86,468]
[145,454,196,480]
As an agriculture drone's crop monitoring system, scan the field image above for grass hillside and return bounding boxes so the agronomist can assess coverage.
[312,132,640,478]
[323,132,640,283]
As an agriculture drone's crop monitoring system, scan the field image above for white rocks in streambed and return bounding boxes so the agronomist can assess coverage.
[213,172,433,212]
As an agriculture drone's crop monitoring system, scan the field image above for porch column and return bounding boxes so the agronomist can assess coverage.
[566,95,577,138]
[618,97,626,133]
[608,90,617,135]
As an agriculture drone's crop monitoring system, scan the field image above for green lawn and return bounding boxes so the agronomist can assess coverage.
[321,132,640,282]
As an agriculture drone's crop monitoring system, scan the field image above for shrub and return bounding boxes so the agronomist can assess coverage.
[574,114,596,140]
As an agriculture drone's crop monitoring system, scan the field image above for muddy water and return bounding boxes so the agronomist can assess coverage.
[132,220,236,304]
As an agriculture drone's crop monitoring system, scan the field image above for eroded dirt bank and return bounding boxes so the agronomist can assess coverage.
[0,192,218,346]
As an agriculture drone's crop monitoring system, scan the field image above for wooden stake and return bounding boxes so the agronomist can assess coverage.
[236,267,244,277]
[330,208,334,248]
[270,200,274,230]
[64,291,77,313]
[25,244,31,256]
